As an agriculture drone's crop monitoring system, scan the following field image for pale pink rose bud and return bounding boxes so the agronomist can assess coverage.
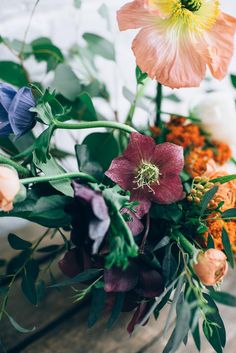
[0,166,20,212]
[193,249,228,286]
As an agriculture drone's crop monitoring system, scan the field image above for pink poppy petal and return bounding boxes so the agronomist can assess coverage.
[105,157,135,190]
[153,142,184,175]
[117,0,159,31]
[204,12,236,80]
[132,24,206,88]
[124,132,156,164]
[151,175,184,204]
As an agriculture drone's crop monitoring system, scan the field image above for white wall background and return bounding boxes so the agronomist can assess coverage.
[0,0,236,234]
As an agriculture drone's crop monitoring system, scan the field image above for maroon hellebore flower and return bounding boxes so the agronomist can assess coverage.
[105,132,184,214]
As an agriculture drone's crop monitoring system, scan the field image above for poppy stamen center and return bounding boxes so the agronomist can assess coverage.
[181,0,202,12]
[134,161,160,193]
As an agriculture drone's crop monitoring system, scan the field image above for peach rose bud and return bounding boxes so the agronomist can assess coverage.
[193,249,228,286]
[0,166,20,212]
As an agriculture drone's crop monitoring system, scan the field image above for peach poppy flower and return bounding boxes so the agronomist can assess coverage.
[0,166,20,212]
[193,249,228,286]
[117,0,236,88]
[204,160,236,211]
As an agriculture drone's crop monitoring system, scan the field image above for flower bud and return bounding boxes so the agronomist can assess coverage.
[0,166,20,211]
[193,249,228,286]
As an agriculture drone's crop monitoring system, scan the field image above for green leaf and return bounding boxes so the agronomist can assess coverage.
[37,245,61,253]
[50,269,103,288]
[53,64,81,101]
[107,292,125,329]
[221,208,236,219]
[31,37,64,72]
[154,236,170,251]
[222,228,234,268]
[33,154,74,197]
[211,174,236,184]
[78,92,97,121]
[34,125,55,163]
[162,246,177,286]
[203,320,223,353]
[5,312,36,333]
[210,290,236,307]
[230,74,236,89]
[21,259,39,305]
[0,61,28,86]
[82,132,119,171]
[87,287,106,327]
[75,144,103,179]
[136,66,147,85]
[83,33,115,61]
[207,234,215,249]
[163,293,191,353]
[200,186,218,216]
[31,102,53,125]
[8,233,32,250]
[151,204,182,223]
[30,195,72,227]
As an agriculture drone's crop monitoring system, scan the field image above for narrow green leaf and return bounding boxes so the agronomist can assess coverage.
[210,290,236,307]
[5,312,36,333]
[211,174,236,184]
[8,233,32,250]
[87,288,106,328]
[222,228,234,268]
[200,186,218,216]
[230,74,236,89]
[207,234,215,249]
[221,208,236,219]
[50,269,103,288]
[107,292,125,329]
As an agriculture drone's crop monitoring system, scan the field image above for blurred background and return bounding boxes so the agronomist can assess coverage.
[0,0,236,236]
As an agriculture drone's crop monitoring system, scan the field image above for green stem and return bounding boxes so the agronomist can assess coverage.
[125,84,146,126]
[54,120,137,135]
[155,82,163,126]
[172,230,196,257]
[0,154,31,177]
[21,172,97,185]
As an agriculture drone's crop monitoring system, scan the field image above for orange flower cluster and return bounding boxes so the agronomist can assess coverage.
[202,215,236,255]
[164,116,232,177]
[166,117,205,149]
[185,149,213,178]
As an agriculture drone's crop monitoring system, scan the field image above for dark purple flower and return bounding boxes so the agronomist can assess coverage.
[105,132,185,214]
[0,83,36,137]
[104,263,163,298]
[58,248,91,278]
[72,182,110,254]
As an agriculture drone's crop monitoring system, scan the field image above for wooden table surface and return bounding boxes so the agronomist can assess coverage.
[1,224,236,353]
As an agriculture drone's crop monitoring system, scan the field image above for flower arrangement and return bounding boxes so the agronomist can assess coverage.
[1,1,236,352]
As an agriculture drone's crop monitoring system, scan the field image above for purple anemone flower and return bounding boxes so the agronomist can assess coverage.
[0,83,36,137]
[72,182,111,254]
[105,132,185,214]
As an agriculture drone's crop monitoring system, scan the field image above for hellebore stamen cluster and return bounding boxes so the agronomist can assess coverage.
[134,161,161,193]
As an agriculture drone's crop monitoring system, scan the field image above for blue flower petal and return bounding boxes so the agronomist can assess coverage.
[0,83,16,136]
[8,87,36,137]
[0,83,17,112]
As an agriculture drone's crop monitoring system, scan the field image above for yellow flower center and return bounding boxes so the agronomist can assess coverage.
[150,0,220,34]
[134,161,161,193]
